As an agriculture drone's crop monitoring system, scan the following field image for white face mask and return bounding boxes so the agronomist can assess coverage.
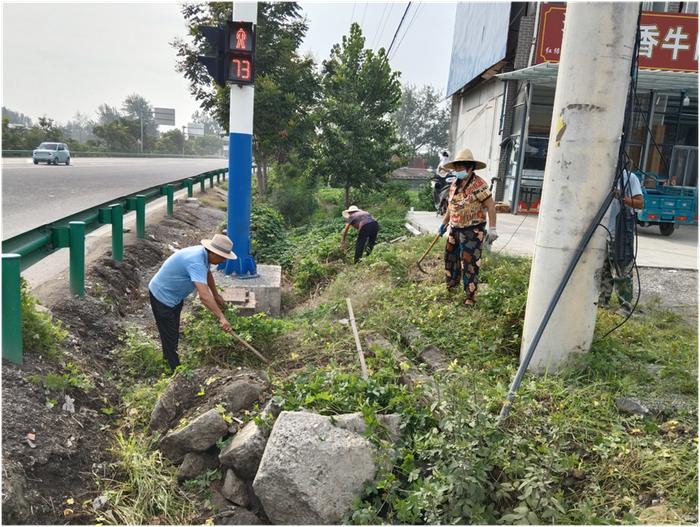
[454,170,468,180]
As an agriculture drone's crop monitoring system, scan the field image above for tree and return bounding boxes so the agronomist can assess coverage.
[190,110,223,136]
[96,104,121,126]
[154,129,184,154]
[314,23,403,207]
[173,2,318,194]
[393,84,450,165]
[2,107,33,127]
[92,118,139,152]
[63,111,95,144]
[121,94,158,150]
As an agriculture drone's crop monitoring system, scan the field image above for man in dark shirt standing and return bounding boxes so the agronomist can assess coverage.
[340,205,380,263]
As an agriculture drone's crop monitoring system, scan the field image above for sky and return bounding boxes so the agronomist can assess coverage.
[1,1,456,129]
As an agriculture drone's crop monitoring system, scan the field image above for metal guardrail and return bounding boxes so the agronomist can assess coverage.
[1,168,228,365]
[2,150,225,159]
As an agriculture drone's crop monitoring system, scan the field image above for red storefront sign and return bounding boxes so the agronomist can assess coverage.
[535,4,698,72]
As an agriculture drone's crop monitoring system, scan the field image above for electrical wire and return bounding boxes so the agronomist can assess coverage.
[371,3,390,49]
[498,5,645,422]
[388,3,421,61]
[360,2,368,27]
[633,92,670,174]
[375,2,394,50]
[385,2,412,59]
[596,9,644,339]
[493,211,530,256]
[350,2,357,26]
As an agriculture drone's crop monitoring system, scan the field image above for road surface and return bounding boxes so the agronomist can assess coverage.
[2,157,227,239]
[407,210,698,270]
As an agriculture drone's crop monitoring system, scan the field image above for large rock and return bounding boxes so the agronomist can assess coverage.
[220,378,267,413]
[149,367,270,434]
[615,397,650,416]
[149,374,197,433]
[177,452,219,482]
[221,469,251,507]
[252,411,377,524]
[219,420,268,480]
[160,409,228,462]
[214,506,262,525]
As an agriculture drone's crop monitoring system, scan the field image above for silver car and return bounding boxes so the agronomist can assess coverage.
[33,142,70,165]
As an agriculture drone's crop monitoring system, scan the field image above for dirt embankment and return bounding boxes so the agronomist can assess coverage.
[2,202,226,525]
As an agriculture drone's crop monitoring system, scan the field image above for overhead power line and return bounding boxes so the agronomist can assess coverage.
[385,2,412,59]
[377,2,395,49]
[371,3,390,49]
[388,2,421,61]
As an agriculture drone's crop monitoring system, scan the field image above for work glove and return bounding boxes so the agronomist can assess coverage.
[486,227,498,245]
[438,223,447,237]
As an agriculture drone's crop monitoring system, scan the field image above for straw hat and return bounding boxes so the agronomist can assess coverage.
[201,233,237,260]
[342,205,360,219]
[442,148,486,171]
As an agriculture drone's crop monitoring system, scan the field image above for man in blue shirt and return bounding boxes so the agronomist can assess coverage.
[599,170,644,315]
[149,233,237,370]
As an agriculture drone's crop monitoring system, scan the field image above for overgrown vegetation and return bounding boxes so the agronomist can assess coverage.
[268,240,697,524]
[20,278,68,357]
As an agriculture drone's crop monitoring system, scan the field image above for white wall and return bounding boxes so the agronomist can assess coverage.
[451,79,504,187]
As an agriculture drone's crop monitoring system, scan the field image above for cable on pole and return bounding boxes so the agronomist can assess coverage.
[386,2,412,59]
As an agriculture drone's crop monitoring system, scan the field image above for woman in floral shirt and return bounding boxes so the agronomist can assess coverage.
[438,149,498,306]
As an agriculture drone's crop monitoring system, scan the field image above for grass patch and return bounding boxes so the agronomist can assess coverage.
[21,278,68,358]
[97,432,198,525]
[271,232,697,524]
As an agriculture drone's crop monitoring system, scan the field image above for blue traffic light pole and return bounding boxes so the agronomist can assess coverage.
[224,1,257,277]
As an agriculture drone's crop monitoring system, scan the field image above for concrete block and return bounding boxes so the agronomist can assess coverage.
[215,264,281,316]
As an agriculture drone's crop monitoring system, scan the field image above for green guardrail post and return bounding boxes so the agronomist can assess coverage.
[199,176,206,193]
[69,221,85,296]
[209,174,214,188]
[166,185,174,216]
[186,179,194,197]
[136,194,146,238]
[110,203,124,261]
[2,254,23,364]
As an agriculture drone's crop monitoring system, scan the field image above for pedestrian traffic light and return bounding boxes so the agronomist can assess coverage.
[226,21,256,85]
[196,25,227,87]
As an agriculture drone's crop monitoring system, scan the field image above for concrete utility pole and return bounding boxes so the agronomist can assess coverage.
[224,1,257,276]
[520,3,639,373]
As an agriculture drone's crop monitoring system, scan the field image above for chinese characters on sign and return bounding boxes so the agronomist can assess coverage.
[535,4,698,72]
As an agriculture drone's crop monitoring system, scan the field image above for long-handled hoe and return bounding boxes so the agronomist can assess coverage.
[416,233,443,274]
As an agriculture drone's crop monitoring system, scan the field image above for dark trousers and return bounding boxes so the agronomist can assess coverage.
[355,221,379,263]
[149,291,184,370]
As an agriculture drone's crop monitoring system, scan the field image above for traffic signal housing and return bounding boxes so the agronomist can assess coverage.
[196,25,227,87]
[196,22,256,88]
[226,21,256,86]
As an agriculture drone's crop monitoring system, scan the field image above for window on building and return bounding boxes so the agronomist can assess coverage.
[642,2,669,12]
[682,2,698,13]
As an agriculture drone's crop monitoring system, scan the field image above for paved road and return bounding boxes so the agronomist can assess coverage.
[2,157,226,239]
[407,210,698,270]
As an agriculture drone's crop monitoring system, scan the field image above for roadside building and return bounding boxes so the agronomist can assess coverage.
[446,2,698,213]
[391,167,432,190]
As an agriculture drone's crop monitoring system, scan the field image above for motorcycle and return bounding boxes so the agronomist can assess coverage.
[431,169,455,216]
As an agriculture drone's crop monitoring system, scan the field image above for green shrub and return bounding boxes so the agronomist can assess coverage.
[20,278,67,357]
[269,162,318,225]
[120,327,167,378]
[250,201,291,264]
[182,305,291,367]
[413,181,435,211]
